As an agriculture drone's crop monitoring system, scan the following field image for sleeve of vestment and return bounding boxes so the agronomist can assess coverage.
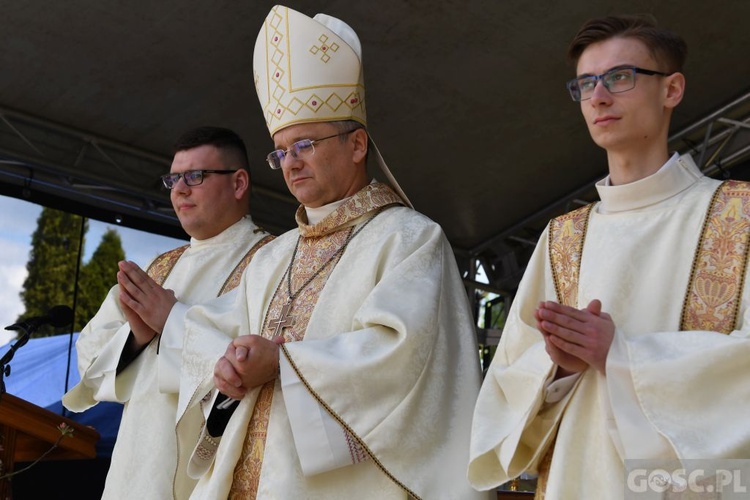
[468,226,576,490]
[63,285,140,411]
[606,302,750,460]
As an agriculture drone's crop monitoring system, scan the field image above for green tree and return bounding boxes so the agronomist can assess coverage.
[17,207,87,337]
[76,228,125,331]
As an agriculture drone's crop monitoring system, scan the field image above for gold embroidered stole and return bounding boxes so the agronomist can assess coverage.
[146,245,189,284]
[548,204,595,309]
[230,183,403,498]
[219,234,275,295]
[535,203,594,500]
[681,180,750,333]
[536,180,750,498]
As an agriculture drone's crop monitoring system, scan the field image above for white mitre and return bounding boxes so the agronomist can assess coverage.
[253,4,412,208]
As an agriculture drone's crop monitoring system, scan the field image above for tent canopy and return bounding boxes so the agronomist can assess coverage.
[2,1,750,293]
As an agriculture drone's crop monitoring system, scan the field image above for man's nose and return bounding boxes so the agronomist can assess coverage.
[590,79,612,104]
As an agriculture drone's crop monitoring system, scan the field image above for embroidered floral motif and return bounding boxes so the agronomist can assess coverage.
[145,245,189,284]
[681,180,750,333]
[230,383,275,498]
[548,204,594,307]
[296,182,403,238]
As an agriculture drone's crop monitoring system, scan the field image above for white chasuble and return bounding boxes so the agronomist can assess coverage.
[469,154,750,499]
[63,217,270,500]
[182,182,488,500]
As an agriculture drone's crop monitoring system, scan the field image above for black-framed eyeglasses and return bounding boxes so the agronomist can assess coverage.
[266,129,358,170]
[566,66,673,102]
[160,169,238,189]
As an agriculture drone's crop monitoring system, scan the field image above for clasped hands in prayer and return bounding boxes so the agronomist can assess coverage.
[117,260,177,349]
[213,335,285,400]
[535,299,615,378]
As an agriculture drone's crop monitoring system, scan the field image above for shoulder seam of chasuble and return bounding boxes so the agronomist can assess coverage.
[219,234,275,296]
[146,244,190,285]
[681,180,750,333]
[548,203,595,307]
[278,344,422,500]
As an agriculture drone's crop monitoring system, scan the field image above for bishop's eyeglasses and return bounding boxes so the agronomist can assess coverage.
[266,129,357,170]
[566,66,673,102]
[161,169,238,189]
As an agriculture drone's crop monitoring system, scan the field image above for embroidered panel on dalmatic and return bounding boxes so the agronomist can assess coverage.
[682,180,750,333]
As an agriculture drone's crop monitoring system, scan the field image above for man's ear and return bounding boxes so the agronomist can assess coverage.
[234,169,251,200]
[664,72,686,110]
[351,128,368,164]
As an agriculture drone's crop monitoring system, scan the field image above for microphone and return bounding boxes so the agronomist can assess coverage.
[5,305,74,334]
[1,306,74,394]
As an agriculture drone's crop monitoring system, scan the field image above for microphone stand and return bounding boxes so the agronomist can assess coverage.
[0,324,32,401]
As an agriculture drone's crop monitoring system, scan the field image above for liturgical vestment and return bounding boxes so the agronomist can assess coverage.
[64,217,270,500]
[177,182,487,500]
[468,154,750,498]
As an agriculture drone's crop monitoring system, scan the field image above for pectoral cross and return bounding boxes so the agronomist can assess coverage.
[268,302,295,337]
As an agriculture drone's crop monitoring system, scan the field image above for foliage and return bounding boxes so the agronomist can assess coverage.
[16,207,126,335]
[16,208,86,337]
[76,229,125,331]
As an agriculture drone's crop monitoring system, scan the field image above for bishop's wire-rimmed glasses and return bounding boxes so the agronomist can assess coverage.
[566,66,673,102]
[266,129,358,170]
[160,169,238,189]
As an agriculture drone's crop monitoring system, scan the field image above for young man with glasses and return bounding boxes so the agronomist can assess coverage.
[469,15,750,498]
[64,126,272,500]
[118,6,485,499]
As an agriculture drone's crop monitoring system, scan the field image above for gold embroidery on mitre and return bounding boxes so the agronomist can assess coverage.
[310,34,340,62]
[253,5,366,136]
[548,204,595,307]
[681,180,750,333]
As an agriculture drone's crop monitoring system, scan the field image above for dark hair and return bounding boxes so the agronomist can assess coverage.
[330,119,366,142]
[567,15,687,73]
[172,126,250,172]
[329,120,369,165]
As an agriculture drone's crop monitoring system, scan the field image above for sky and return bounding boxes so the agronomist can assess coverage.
[0,195,185,345]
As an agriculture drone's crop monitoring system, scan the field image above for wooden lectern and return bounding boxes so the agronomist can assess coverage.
[0,393,99,499]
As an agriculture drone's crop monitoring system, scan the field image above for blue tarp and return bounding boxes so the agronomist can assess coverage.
[0,333,122,457]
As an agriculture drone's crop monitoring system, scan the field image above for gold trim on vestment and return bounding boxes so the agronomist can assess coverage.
[548,204,595,307]
[681,180,750,333]
[230,228,352,497]
[536,203,594,500]
[146,245,189,284]
[219,235,276,295]
[279,343,421,500]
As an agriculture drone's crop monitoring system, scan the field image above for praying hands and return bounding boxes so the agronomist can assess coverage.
[534,299,615,377]
[213,334,285,400]
[117,260,178,336]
